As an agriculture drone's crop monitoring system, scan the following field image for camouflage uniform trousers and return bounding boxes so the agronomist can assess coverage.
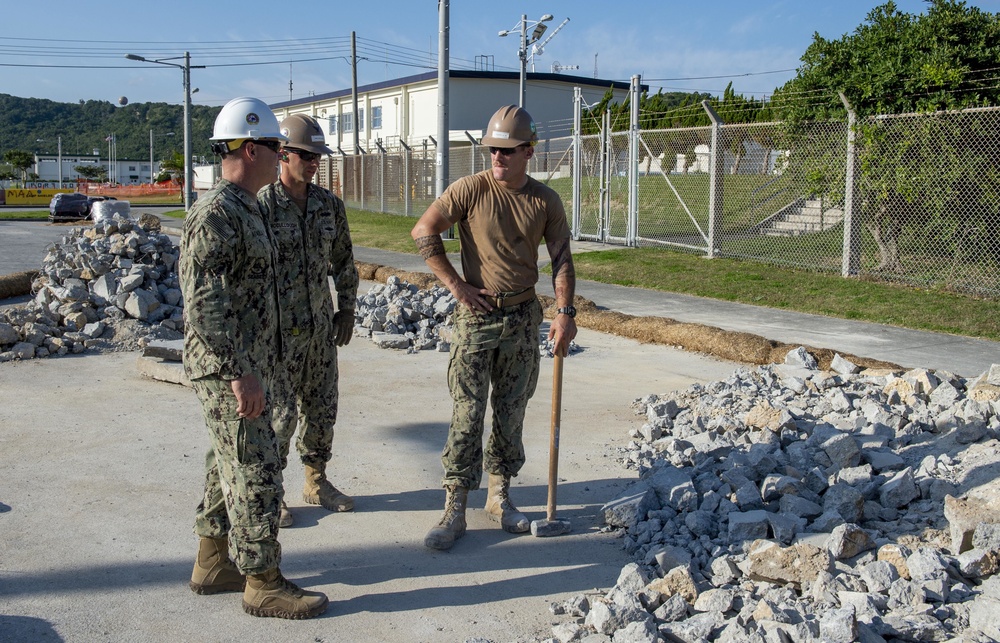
[271,325,340,471]
[442,297,543,490]
[192,376,283,576]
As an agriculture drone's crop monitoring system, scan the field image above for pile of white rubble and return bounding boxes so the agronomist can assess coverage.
[0,213,182,361]
[353,276,581,357]
[544,349,1000,643]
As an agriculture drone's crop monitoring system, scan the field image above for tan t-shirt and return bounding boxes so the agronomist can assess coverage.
[432,170,570,293]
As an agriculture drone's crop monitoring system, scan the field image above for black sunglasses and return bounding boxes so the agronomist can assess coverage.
[489,145,529,156]
[285,148,322,162]
[254,140,282,153]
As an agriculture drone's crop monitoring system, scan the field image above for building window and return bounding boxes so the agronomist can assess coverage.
[128,166,136,171]
[342,111,364,133]
[371,106,382,130]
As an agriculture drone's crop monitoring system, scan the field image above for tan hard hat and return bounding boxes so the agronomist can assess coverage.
[480,105,538,148]
[278,114,333,155]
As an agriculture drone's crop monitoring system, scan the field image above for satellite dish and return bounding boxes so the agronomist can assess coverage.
[118,96,129,106]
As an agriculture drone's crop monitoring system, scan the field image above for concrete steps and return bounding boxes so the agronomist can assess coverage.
[761,199,844,237]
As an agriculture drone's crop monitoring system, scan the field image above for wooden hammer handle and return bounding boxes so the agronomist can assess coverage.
[547,352,564,522]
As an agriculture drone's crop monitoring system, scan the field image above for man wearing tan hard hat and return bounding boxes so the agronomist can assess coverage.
[411,104,577,550]
[259,113,358,529]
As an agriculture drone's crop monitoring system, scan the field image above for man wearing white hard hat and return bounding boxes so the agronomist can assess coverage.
[181,96,328,619]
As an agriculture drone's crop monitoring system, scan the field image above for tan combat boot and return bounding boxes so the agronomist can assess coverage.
[424,485,468,550]
[189,536,246,595]
[485,473,530,533]
[242,568,329,619]
[278,500,293,528]
[303,465,354,512]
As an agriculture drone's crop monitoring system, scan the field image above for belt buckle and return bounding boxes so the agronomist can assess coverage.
[496,292,506,308]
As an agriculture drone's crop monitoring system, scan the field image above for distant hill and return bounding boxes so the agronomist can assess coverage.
[0,94,221,160]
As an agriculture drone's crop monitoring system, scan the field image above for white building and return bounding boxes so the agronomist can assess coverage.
[31,153,163,186]
[270,70,634,152]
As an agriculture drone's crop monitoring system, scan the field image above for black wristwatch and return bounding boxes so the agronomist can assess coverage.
[556,305,576,318]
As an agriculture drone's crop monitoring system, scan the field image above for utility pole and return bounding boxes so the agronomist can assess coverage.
[437,0,449,199]
[352,32,361,155]
[183,51,194,210]
[125,51,202,209]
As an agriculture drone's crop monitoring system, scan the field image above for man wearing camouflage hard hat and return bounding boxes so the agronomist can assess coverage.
[411,104,578,550]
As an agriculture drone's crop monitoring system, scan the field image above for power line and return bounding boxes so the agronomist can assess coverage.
[643,68,799,82]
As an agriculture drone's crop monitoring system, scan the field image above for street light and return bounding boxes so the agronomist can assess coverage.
[150,130,175,184]
[36,136,62,188]
[499,13,553,108]
[125,52,204,211]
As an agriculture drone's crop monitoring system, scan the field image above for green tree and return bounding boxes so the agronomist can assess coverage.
[159,151,186,184]
[771,0,1000,273]
[3,149,34,183]
[74,164,107,181]
[0,93,219,159]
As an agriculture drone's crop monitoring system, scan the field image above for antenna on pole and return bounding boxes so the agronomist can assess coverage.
[594,53,598,78]
[529,17,570,72]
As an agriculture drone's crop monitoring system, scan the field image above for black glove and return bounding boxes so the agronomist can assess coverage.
[332,309,354,347]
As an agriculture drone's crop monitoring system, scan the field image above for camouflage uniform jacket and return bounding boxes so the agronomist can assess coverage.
[180,178,279,381]
[258,181,358,335]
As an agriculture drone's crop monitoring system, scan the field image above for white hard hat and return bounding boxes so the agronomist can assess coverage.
[211,97,287,142]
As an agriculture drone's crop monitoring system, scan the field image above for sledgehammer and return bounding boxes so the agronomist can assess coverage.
[531,352,571,537]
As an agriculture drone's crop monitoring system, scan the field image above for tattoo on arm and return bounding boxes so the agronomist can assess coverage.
[415,234,447,260]
[549,238,576,303]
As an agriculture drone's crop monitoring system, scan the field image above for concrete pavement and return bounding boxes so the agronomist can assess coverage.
[1,216,998,642]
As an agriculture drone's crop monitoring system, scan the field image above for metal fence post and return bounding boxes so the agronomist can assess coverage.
[838,92,861,277]
[464,131,479,175]
[628,75,640,246]
[401,140,412,216]
[600,109,611,242]
[376,140,388,213]
[360,150,366,211]
[702,100,724,259]
[572,87,582,239]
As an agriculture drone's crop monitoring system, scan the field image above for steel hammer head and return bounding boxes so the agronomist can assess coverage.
[530,517,571,537]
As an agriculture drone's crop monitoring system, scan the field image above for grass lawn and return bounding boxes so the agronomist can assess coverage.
[343,208,1000,341]
[0,210,48,220]
[569,248,1000,341]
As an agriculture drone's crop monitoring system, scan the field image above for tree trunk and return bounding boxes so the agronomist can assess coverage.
[865,196,905,273]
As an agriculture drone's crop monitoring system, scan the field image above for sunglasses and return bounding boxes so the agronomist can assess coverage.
[254,140,282,153]
[489,145,529,156]
[285,148,322,162]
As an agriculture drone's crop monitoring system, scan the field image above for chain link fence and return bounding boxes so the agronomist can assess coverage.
[852,109,1000,296]
[314,91,1000,298]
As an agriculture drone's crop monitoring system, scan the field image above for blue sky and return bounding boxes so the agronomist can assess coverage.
[2,0,997,107]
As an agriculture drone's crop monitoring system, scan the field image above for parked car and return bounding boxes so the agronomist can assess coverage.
[46,194,119,223]
[48,193,90,222]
